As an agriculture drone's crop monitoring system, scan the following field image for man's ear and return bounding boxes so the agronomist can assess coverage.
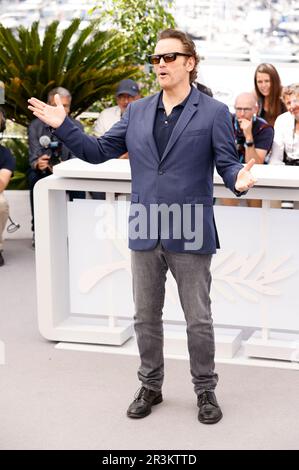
[186,56,195,72]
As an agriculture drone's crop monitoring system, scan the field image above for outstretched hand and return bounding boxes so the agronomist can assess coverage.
[28,94,66,128]
[235,158,256,192]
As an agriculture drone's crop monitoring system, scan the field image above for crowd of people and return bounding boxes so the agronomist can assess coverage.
[0,59,299,265]
[27,27,256,424]
[0,25,296,428]
[25,26,297,425]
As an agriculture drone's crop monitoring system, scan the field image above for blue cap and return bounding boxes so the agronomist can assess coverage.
[116,79,140,97]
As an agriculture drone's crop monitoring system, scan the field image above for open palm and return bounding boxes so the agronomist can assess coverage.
[28,94,66,128]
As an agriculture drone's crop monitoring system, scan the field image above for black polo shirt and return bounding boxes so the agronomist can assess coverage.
[232,115,274,164]
[0,145,15,172]
[153,89,192,160]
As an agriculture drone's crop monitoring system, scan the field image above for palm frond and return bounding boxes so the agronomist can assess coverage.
[0,18,140,127]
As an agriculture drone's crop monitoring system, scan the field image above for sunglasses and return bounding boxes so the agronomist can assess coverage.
[147,52,192,65]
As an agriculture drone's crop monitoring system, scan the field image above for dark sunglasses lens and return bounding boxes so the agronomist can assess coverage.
[148,53,177,64]
[163,53,176,63]
[149,55,160,64]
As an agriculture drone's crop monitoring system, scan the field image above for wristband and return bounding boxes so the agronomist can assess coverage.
[245,141,254,148]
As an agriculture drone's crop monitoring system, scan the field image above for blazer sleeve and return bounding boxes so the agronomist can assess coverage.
[54,107,129,164]
[212,105,244,195]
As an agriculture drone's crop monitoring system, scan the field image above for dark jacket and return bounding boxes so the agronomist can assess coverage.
[28,117,83,169]
[54,87,243,254]
[195,82,213,97]
[0,145,15,172]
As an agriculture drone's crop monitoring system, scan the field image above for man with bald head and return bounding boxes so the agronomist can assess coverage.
[233,92,274,165]
[221,92,274,207]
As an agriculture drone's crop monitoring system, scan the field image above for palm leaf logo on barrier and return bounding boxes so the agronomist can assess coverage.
[211,251,297,303]
[79,238,297,303]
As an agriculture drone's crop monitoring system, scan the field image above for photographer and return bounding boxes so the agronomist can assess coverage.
[233,92,274,165]
[0,107,16,266]
[221,92,273,207]
[28,87,85,246]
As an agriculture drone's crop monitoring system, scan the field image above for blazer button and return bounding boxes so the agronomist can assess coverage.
[158,170,164,175]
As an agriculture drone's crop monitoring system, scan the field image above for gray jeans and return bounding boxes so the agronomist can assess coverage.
[131,243,218,396]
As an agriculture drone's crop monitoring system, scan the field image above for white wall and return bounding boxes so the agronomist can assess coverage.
[199,61,299,110]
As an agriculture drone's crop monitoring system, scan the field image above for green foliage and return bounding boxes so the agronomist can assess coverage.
[96,0,175,94]
[0,19,140,126]
[3,138,30,190]
[101,0,175,63]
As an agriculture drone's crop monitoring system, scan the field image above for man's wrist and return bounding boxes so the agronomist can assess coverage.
[244,131,253,140]
[244,140,254,148]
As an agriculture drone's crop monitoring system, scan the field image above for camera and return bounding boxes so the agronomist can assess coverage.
[39,135,62,166]
[234,120,245,149]
[48,140,62,166]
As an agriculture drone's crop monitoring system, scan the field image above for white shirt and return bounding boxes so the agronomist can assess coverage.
[270,111,299,164]
[93,106,121,137]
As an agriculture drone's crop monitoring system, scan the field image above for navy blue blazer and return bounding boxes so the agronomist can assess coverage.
[55,87,243,254]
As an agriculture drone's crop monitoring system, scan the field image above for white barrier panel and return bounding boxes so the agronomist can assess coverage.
[68,200,299,331]
[34,159,299,360]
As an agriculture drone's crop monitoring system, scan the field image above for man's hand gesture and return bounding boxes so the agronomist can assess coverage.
[28,94,66,129]
[235,158,256,192]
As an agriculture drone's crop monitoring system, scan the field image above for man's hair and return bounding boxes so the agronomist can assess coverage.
[157,29,199,84]
[281,83,299,102]
[47,87,72,103]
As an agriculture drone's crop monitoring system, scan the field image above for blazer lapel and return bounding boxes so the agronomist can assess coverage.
[160,87,199,163]
[145,93,160,163]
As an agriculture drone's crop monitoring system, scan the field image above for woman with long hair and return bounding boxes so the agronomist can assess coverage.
[254,63,286,126]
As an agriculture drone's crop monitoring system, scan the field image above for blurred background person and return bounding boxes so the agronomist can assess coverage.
[221,92,273,208]
[0,107,15,266]
[93,78,141,163]
[269,83,299,209]
[93,79,141,137]
[27,87,85,247]
[270,83,299,166]
[194,81,213,97]
[254,63,286,127]
[233,92,274,165]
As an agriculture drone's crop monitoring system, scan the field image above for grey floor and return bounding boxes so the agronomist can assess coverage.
[0,239,299,450]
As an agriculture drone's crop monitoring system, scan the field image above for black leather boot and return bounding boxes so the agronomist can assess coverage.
[197,391,223,424]
[127,386,163,419]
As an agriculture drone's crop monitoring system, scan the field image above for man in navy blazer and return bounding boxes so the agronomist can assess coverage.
[29,29,255,424]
